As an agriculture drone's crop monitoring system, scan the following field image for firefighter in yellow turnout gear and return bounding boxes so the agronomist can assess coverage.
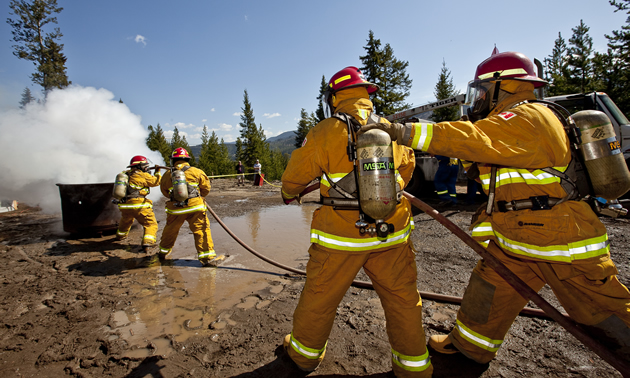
[116,155,162,249]
[158,148,217,266]
[280,67,432,377]
[361,51,630,364]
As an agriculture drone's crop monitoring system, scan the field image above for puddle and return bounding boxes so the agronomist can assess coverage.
[108,203,318,352]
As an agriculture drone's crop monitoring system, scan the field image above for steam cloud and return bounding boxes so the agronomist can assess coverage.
[0,85,162,213]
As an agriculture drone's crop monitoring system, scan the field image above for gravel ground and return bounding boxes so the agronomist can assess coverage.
[0,178,627,377]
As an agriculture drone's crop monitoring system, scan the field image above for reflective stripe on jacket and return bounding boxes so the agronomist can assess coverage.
[407,101,609,263]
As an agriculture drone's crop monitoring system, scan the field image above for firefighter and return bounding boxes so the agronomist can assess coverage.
[158,147,217,266]
[433,155,459,206]
[115,155,162,250]
[280,66,432,377]
[359,50,630,364]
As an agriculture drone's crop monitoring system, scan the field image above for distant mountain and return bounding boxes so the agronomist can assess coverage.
[189,130,298,161]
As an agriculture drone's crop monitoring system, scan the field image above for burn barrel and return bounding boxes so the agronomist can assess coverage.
[56,183,119,234]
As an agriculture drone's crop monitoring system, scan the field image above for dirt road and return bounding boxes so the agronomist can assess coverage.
[0,179,628,377]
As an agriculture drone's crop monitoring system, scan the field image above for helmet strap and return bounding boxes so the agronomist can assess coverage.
[490,72,502,110]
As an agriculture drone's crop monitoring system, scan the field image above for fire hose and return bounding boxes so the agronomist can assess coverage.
[204,186,630,375]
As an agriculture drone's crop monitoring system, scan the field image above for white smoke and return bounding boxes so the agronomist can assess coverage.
[0,85,163,213]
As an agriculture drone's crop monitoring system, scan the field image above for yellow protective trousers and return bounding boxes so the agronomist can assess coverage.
[116,202,158,246]
[158,210,215,260]
[450,241,630,363]
[288,243,432,377]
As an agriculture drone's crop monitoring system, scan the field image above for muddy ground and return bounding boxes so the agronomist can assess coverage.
[0,178,629,377]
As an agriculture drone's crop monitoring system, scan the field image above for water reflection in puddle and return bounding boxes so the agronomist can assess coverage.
[108,203,318,356]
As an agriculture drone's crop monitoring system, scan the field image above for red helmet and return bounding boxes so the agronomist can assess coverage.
[171,147,190,160]
[473,51,546,88]
[327,66,379,95]
[128,155,149,168]
[322,66,378,118]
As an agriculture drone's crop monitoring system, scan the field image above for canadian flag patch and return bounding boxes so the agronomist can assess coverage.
[301,137,307,147]
[498,112,516,120]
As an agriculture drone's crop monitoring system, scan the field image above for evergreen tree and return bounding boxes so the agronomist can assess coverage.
[360,30,412,116]
[19,87,35,108]
[198,126,219,175]
[295,108,315,148]
[315,75,327,123]
[603,0,630,115]
[216,139,233,175]
[566,20,594,93]
[238,90,267,170]
[146,124,171,165]
[431,60,460,122]
[544,32,570,96]
[7,0,70,92]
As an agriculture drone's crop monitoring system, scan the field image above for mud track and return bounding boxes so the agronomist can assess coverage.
[0,179,628,377]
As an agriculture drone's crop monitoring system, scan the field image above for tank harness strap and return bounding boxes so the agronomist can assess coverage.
[124,170,145,200]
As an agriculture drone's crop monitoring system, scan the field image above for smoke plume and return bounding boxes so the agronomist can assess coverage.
[0,85,162,213]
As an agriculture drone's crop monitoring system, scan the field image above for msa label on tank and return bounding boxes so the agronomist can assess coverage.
[359,157,394,176]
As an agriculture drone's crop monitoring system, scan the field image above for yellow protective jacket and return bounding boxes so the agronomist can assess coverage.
[117,168,161,210]
[281,88,416,254]
[407,98,609,265]
[160,162,210,215]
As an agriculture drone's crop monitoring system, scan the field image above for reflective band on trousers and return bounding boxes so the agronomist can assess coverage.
[410,123,434,151]
[472,222,610,262]
[165,204,206,214]
[118,203,153,209]
[159,247,171,254]
[479,166,565,190]
[289,333,326,359]
[391,348,432,372]
[455,319,502,352]
[310,221,414,252]
[143,235,156,242]
[198,250,216,259]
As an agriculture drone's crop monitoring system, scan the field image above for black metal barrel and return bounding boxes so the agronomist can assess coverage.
[56,183,119,234]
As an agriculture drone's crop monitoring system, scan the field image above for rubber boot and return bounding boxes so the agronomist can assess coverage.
[429,334,460,355]
[283,334,324,372]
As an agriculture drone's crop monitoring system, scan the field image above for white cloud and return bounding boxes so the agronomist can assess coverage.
[210,108,215,112]
[219,123,233,131]
[202,119,207,122]
[233,112,242,116]
[134,35,147,46]
[264,130,274,138]
[263,113,281,119]
[244,15,248,21]
[222,134,235,143]
[167,121,195,129]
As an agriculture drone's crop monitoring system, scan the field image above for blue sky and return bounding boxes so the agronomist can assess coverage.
[1,0,627,146]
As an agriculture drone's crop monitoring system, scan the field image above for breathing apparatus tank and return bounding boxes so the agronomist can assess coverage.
[572,110,630,200]
[171,169,189,202]
[356,128,397,237]
[112,172,129,201]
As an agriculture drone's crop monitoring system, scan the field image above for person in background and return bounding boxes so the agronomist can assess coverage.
[280,66,432,377]
[115,155,162,252]
[433,155,459,206]
[253,159,262,186]
[158,148,217,266]
[236,160,245,186]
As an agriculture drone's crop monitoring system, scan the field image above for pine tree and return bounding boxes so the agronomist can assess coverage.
[7,0,70,92]
[544,32,570,96]
[295,108,315,148]
[360,30,412,116]
[315,75,327,122]
[603,0,630,115]
[19,87,35,108]
[566,20,594,94]
[238,90,267,170]
[146,124,171,165]
[431,60,460,122]
[198,126,218,175]
[216,139,233,175]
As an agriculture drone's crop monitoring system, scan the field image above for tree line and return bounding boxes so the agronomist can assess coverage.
[9,0,630,180]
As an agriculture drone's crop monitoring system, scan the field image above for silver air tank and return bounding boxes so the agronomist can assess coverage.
[356,129,397,225]
[112,172,128,200]
[572,110,630,199]
[171,169,189,202]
